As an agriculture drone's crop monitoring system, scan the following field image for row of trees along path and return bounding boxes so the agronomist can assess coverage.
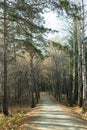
[0,0,87,127]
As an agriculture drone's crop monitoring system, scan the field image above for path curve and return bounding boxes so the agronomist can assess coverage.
[19,94,87,130]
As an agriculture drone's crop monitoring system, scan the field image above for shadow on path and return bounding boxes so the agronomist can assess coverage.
[18,94,87,130]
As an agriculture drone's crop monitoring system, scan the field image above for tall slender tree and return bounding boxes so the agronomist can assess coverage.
[3,0,9,115]
[81,0,87,104]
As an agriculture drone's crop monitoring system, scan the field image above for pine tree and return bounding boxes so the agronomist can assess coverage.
[3,0,9,116]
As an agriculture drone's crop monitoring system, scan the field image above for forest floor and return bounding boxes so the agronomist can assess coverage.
[0,93,87,130]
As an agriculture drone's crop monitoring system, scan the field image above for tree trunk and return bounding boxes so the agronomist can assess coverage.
[72,25,76,104]
[3,0,9,116]
[30,54,35,108]
[77,6,83,106]
[81,0,87,104]
[72,13,78,105]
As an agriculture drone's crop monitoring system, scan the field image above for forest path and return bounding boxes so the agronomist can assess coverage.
[19,93,87,130]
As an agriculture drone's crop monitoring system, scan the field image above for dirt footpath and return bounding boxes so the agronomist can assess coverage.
[18,94,87,130]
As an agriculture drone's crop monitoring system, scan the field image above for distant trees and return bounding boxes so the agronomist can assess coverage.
[45,0,87,109]
[41,41,70,103]
[0,0,87,116]
[7,53,41,106]
[0,0,48,115]
[67,0,87,107]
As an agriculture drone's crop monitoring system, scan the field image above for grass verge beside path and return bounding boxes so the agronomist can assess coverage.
[0,106,34,130]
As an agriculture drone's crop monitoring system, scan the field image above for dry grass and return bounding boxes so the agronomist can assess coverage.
[0,106,32,130]
[58,104,87,120]
[69,106,87,120]
[9,105,31,115]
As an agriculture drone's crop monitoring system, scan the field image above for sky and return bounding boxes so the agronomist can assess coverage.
[43,0,87,43]
[43,10,69,43]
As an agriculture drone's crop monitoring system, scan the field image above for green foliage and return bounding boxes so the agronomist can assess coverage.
[59,0,70,10]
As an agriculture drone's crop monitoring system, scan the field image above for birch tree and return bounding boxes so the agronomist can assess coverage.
[81,0,87,104]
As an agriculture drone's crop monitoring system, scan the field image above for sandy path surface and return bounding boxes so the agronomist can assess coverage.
[19,94,87,130]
